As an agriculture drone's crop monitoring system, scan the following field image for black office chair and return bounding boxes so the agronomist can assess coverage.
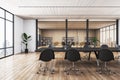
[37,48,55,74]
[83,44,91,60]
[100,44,108,49]
[97,44,109,61]
[65,48,82,75]
[98,49,114,74]
[97,44,109,65]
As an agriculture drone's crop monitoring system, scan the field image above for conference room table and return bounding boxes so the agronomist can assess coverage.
[37,47,120,66]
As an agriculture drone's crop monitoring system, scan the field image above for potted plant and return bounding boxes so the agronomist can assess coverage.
[22,33,31,53]
[92,37,100,47]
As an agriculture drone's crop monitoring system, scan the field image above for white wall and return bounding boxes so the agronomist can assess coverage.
[14,16,23,54]
[14,16,36,53]
[23,20,36,52]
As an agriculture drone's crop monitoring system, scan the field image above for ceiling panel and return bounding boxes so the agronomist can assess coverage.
[19,0,93,6]
[1,0,120,19]
[16,8,119,15]
[18,0,120,6]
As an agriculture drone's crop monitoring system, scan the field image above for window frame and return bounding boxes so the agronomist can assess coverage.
[0,7,14,59]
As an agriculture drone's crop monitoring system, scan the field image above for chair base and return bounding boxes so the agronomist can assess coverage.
[97,62,115,75]
[65,62,83,75]
[37,63,55,75]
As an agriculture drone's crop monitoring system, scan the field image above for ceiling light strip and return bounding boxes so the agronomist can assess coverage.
[19,6,120,8]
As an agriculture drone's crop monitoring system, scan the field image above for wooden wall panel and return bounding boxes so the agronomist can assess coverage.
[38,21,115,29]
[41,29,96,44]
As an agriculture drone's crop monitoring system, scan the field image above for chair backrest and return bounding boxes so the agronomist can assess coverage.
[100,44,108,49]
[83,44,90,53]
[39,48,55,62]
[66,48,81,62]
[99,49,114,62]
[83,44,90,49]
[62,42,65,45]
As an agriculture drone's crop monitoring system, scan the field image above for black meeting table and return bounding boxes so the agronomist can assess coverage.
[36,47,120,66]
[37,47,120,52]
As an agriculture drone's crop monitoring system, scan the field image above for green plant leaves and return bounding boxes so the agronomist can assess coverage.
[28,36,31,38]
[22,33,32,49]
[23,33,28,40]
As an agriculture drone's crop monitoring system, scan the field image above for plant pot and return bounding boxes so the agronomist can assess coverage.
[25,49,28,53]
[93,43,97,47]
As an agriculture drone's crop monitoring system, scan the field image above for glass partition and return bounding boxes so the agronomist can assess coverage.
[68,20,86,47]
[36,19,117,49]
[100,24,116,47]
[89,20,116,47]
[37,21,65,49]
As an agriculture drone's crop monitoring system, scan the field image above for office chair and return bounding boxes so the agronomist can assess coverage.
[37,48,55,74]
[97,44,109,66]
[98,49,115,74]
[100,44,108,49]
[97,44,109,61]
[65,48,82,75]
[83,44,91,60]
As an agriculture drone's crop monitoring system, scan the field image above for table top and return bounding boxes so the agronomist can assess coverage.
[36,47,120,52]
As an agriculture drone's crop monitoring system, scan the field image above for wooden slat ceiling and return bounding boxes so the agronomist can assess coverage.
[38,21,115,29]
[1,0,120,19]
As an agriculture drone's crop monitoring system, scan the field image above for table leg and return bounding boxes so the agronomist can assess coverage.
[94,51,99,66]
[88,52,91,60]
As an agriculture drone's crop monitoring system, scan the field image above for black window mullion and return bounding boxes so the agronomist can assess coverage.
[6,19,13,22]
[116,19,119,45]
[86,19,89,43]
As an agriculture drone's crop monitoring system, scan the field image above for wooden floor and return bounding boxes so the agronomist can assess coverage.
[0,52,120,80]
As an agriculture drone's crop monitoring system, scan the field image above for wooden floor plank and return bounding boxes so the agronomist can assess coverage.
[0,52,120,80]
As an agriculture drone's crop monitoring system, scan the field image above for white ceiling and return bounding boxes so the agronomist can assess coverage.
[1,0,120,19]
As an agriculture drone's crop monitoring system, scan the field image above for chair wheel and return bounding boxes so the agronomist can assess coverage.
[81,71,83,73]
[37,72,40,74]
[50,71,54,74]
[66,72,69,75]
[50,69,55,74]
[67,73,69,75]
[113,72,116,74]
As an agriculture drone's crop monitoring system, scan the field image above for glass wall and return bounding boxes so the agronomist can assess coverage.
[67,20,86,47]
[36,19,117,49]
[37,21,65,49]
[89,20,116,47]
[100,24,116,47]
[0,7,14,58]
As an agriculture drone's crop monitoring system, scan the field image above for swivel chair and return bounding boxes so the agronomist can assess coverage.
[65,48,82,75]
[37,48,55,74]
[98,49,114,74]
[100,44,108,49]
[97,44,109,65]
